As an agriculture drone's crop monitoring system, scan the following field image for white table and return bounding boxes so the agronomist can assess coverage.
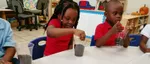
[32,46,145,64]
[128,53,150,64]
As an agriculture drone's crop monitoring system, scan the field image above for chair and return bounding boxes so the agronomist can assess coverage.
[36,0,49,15]
[129,34,142,46]
[11,0,35,31]
[6,0,13,9]
[28,36,46,60]
[26,0,49,29]
[90,35,96,46]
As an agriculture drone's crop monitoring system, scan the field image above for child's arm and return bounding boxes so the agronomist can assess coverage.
[96,22,123,47]
[122,32,130,48]
[68,37,73,49]
[123,22,134,48]
[2,47,16,62]
[47,25,85,40]
[96,29,114,47]
[140,35,150,53]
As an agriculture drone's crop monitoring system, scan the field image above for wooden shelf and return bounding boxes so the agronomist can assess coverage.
[135,24,140,27]
[121,14,149,34]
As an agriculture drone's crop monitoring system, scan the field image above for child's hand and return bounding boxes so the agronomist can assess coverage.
[125,21,134,33]
[110,21,124,34]
[0,59,12,64]
[73,29,86,41]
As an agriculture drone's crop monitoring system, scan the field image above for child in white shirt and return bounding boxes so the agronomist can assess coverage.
[140,24,150,53]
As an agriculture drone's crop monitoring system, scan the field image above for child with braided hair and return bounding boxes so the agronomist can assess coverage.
[44,0,86,56]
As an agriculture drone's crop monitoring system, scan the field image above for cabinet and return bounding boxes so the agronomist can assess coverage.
[121,15,149,34]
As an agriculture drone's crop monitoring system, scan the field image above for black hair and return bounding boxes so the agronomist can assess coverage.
[105,0,121,12]
[59,0,73,3]
[45,0,80,30]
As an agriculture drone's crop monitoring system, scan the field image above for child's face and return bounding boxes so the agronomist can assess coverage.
[62,8,78,28]
[105,3,123,25]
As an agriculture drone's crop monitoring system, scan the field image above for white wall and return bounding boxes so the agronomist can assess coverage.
[77,11,104,36]
[0,0,7,8]
[126,0,150,23]
[126,0,150,14]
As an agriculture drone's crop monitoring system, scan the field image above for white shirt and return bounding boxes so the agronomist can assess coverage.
[141,24,150,48]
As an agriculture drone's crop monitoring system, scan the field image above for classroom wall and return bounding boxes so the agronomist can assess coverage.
[125,0,150,23]
[74,0,150,23]
[77,10,105,37]
[0,0,7,8]
[125,0,150,14]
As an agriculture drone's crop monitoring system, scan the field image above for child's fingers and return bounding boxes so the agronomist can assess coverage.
[118,29,123,32]
[115,21,123,30]
[113,21,120,30]
[80,33,85,41]
[115,21,120,26]
[115,21,122,29]
[74,33,85,41]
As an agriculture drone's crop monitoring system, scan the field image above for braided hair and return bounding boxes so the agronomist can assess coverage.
[45,0,80,30]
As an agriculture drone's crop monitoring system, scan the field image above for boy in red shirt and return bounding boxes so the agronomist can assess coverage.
[94,0,131,47]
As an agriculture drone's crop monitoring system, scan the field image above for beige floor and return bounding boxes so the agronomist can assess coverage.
[12,27,46,56]
[13,27,46,44]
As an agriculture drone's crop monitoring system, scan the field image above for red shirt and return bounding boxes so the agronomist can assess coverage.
[44,19,73,56]
[94,21,123,46]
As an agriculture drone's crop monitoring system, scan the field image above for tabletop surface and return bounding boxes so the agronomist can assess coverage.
[32,46,149,64]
